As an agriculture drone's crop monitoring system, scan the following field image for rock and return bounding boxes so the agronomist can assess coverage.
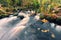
[51,33,55,38]
[37,28,41,31]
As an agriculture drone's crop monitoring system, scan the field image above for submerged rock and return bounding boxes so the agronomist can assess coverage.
[51,33,55,38]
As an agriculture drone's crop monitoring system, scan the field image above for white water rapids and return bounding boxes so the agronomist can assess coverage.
[0,12,40,40]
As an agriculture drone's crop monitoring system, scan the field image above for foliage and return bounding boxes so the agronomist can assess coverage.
[0,0,61,16]
[0,0,22,7]
[40,0,61,14]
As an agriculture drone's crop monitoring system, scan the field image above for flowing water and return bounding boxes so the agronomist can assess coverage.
[0,12,40,40]
[0,12,61,40]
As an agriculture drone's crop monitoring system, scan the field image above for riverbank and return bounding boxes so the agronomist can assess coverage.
[0,6,61,25]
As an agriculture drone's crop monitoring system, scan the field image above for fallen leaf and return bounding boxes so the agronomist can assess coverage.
[41,19,48,23]
[41,29,49,32]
